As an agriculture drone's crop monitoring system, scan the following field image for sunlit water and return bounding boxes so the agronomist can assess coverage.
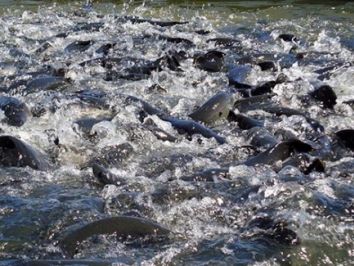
[0,1,353,265]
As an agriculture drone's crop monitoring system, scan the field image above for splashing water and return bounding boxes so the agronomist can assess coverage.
[0,1,353,265]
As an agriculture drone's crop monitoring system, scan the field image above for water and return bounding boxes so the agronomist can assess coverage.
[0,1,353,265]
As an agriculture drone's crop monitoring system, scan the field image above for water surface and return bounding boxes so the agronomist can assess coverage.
[0,1,353,265]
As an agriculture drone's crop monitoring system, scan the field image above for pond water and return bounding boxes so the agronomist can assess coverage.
[0,1,353,265]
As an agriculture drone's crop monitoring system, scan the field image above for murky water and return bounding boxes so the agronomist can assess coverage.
[0,1,353,265]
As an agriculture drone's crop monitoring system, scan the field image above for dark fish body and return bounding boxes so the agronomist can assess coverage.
[92,163,125,186]
[26,76,67,95]
[246,217,300,246]
[237,81,277,97]
[55,32,69,38]
[95,43,116,55]
[121,16,188,27]
[156,35,194,46]
[0,96,29,126]
[195,29,211,35]
[146,125,177,142]
[189,92,233,124]
[257,61,276,71]
[278,34,297,42]
[0,135,50,170]
[250,81,277,96]
[206,38,240,47]
[234,99,324,132]
[74,117,109,136]
[167,117,226,144]
[81,54,181,81]
[227,112,264,130]
[143,118,177,142]
[106,69,151,81]
[233,94,275,112]
[336,129,354,151]
[310,85,337,109]
[194,51,225,72]
[59,216,170,257]
[73,90,109,109]
[228,65,252,88]
[247,127,278,149]
[282,153,325,174]
[155,52,183,71]
[245,139,313,166]
[237,74,287,97]
[344,99,354,108]
[34,41,52,54]
[64,40,94,53]
[125,96,167,119]
[125,96,225,143]
[314,62,352,80]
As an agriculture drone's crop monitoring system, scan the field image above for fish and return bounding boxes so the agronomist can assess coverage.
[0,135,50,170]
[119,16,188,27]
[206,38,240,47]
[59,216,171,257]
[247,127,278,149]
[0,96,30,126]
[91,163,126,186]
[189,92,234,124]
[246,216,300,245]
[309,85,337,109]
[336,129,354,151]
[244,139,313,166]
[126,96,226,144]
[278,34,297,42]
[227,112,264,130]
[64,40,94,53]
[194,51,225,72]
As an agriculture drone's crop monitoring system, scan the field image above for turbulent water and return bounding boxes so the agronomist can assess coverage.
[0,1,354,265]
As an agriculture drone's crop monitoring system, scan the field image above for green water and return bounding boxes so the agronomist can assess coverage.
[0,0,352,44]
[1,0,354,18]
[1,0,353,44]
[2,0,352,36]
